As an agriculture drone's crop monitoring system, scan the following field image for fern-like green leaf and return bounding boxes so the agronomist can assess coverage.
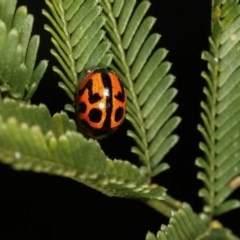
[0,98,165,200]
[196,0,240,217]
[0,0,48,101]
[100,0,180,177]
[0,98,76,135]
[146,204,207,240]
[43,0,112,110]
[145,203,238,240]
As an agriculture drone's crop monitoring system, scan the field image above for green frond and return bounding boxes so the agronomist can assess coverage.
[145,204,207,240]
[43,0,112,111]
[197,0,240,217]
[100,0,180,178]
[0,98,76,135]
[0,0,48,101]
[0,98,165,200]
[146,204,238,240]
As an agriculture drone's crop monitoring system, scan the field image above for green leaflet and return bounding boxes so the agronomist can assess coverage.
[145,203,237,240]
[197,0,240,217]
[145,204,207,240]
[100,0,180,177]
[0,99,165,200]
[0,0,47,101]
[43,0,112,110]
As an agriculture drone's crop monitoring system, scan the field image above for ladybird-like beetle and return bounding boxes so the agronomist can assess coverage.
[75,68,126,139]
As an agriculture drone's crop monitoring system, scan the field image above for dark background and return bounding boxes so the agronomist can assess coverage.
[0,1,239,239]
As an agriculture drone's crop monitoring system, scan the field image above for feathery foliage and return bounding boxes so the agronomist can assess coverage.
[0,98,165,199]
[0,0,167,201]
[146,204,237,240]
[40,0,171,199]
[1,0,240,238]
[43,0,112,111]
[0,0,47,101]
[196,0,240,217]
[100,0,180,178]
[43,0,180,179]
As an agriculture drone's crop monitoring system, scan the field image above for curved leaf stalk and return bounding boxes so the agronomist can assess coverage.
[43,0,79,101]
[143,195,183,218]
[196,0,240,218]
[100,0,150,173]
[100,0,181,216]
[100,0,180,180]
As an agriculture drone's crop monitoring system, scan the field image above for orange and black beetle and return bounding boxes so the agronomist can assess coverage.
[75,68,126,139]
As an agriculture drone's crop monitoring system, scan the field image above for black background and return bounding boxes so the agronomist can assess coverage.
[0,1,239,239]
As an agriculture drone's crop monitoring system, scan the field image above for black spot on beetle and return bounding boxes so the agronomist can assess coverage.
[89,93,101,104]
[78,79,102,104]
[115,107,124,122]
[89,108,102,123]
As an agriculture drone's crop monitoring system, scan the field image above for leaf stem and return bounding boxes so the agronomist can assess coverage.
[198,2,221,218]
[143,194,183,218]
[101,0,152,179]
[43,0,78,100]
[205,3,221,218]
